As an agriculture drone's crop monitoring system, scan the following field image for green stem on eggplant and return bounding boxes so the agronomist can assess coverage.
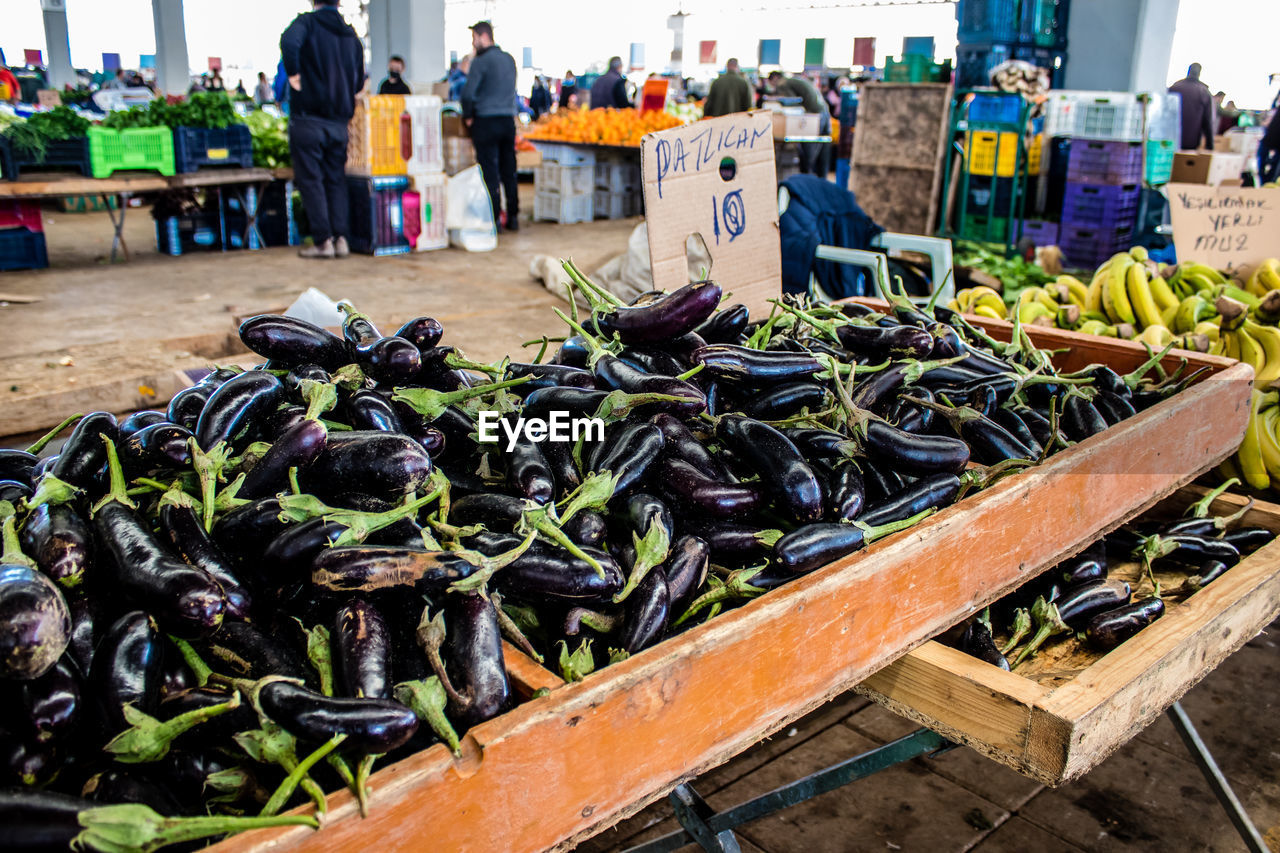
[297,621,335,697]
[73,804,318,853]
[444,353,504,376]
[91,437,137,515]
[557,470,623,524]
[189,439,232,532]
[260,734,345,817]
[1186,479,1241,519]
[999,607,1032,656]
[612,517,672,604]
[446,529,539,593]
[517,503,605,577]
[298,379,338,422]
[391,375,531,422]
[491,592,543,663]
[25,412,83,455]
[105,693,242,764]
[395,678,462,755]
[556,638,596,682]
[354,754,377,818]
[0,507,34,569]
[674,566,767,627]
[561,258,625,308]
[1011,597,1070,668]
[677,363,705,381]
[167,636,214,687]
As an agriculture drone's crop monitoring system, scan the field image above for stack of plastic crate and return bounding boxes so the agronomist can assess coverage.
[592,154,641,220]
[953,92,1035,244]
[401,96,447,252]
[533,144,594,224]
[955,0,1068,90]
[0,199,47,271]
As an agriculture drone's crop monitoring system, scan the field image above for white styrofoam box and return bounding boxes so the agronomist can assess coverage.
[404,95,444,174]
[534,190,593,224]
[592,188,640,220]
[536,162,593,197]
[1043,91,1145,142]
[1146,91,1181,144]
[530,141,594,165]
[407,171,448,251]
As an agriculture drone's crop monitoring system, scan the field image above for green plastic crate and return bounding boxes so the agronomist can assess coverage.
[1145,139,1175,185]
[960,213,1010,243]
[88,126,176,179]
[883,55,952,83]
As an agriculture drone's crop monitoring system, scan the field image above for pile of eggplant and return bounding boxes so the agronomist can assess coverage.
[958,482,1274,671]
[0,262,1200,850]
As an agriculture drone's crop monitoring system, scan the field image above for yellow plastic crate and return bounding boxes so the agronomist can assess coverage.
[965,131,1041,177]
[347,94,408,176]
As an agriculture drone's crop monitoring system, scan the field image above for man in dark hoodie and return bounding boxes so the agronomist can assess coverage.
[460,21,520,232]
[280,0,365,259]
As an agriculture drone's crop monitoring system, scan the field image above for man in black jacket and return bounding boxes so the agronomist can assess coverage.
[590,57,631,109]
[460,21,520,232]
[378,56,412,95]
[280,0,365,259]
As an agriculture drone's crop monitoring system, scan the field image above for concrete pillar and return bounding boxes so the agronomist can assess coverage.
[41,2,75,90]
[1063,0,1179,92]
[368,0,446,93]
[151,0,191,97]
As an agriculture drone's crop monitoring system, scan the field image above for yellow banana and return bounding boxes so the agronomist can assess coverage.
[1175,333,1210,353]
[1257,407,1280,483]
[1237,389,1270,491]
[1246,267,1270,298]
[974,304,1004,320]
[1128,245,1149,262]
[1257,258,1280,293]
[1193,320,1221,343]
[1209,335,1227,356]
[1058,275,1089,306]
[1105,256,1136,325]
[1017,301,1055,325]
[1222,328,1241,360]
[947,299,962,312]
[1235,325,1267,380]
[1183,262,1228,286]
[1126,263,1163,329]
[1182,271,1218,294]
[1135,324,1173,349]
[1149,273,1180,312]
[974,292,1007,316]
[1056,304,1082,329]
[1161,304,1178,328]
[1244,319,1280,386]
[1173,295,1211,333]
[1078,319,1113,336]
[1085,260,1113,313]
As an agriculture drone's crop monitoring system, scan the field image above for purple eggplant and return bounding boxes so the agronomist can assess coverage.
[238,418,328,500]
[693,303,750,343]
[92,611,164,730]
[395,316,444,350]
[43,411,118,492]
[717,415,822,523]
[203,620,311,683]
[0,519,70,681]
[118,410,168,439]
[859,473,961,528]
[20,504,92,590]
[438,592,511,728]
[663,535,709,609]
[503,362,595,394]
[619,571,669,653]
[960,621,1009,670]
[506,436,554,505]
[299,431,432,499]
[652,413,726,480]
[827,461,866,522]
[240,314,350,370]
[836,323,934,359]
[311,545,478,592]
[4,656,81,744]
[341,306,422,384]
[212,497,290,561]
[259,680,418,752]
[741,381,829,420]
[590,422,665,494]
[333,598,392,700]
[1085,597,1164,649]
[499,545,624,603]
[1055,579,1131,627]
[593,280,722,344]
[693,344,823,387]
[119,423,194,475]
[158,501,252,619]
[194,371,284,452]
[659,457,766,518]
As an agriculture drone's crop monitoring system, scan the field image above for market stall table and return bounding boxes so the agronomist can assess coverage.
[0,167,282,262]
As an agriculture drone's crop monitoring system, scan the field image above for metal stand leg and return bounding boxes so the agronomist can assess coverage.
[669,784,741,853]
[626,728,946,853]
[105,191,130,263]
[1167,701,1269,853]
[237,182,266,250]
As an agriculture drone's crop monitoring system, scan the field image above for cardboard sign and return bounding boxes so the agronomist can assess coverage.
[642,112,780,317]
[1167,183,1280,273]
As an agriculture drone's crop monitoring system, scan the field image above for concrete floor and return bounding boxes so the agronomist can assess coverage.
[3,188,1278,852]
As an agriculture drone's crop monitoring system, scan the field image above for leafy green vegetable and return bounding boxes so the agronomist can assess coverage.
[246,109,290,168]
[954,239,1054,304]
[99,92,244,131]
[2,106,90,162]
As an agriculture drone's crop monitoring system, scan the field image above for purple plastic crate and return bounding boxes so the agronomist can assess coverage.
[1061,181,1141,231]
[1059,224,1132,270]
[1066,140,1144,185]
[1020,219,1059,246]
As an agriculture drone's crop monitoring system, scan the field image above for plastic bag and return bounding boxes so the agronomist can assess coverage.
[284,287,343,328]
[445,165,497,253]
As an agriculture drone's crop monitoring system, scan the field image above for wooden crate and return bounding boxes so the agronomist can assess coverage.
[213,342,1249,852]
[858,488,1280,785]
[849,82,951,234]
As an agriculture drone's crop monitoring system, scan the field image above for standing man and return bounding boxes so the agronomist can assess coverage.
[1168,63,1215,150]
[378,55,411,95]
[702,58,753,118]
[590,57,631,109]
[529,77,552,120]
[280,0,365,259]
[254,71,273,105]
[768,70,831,178]
[461,21,519,233]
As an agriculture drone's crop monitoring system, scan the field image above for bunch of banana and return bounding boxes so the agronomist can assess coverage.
[1245,258,1280,299]
[948,285,1006,320]
[1168,261,1229,301]
[1223,389,1280,492]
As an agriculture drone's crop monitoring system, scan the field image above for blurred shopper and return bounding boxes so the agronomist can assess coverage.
[209,71,226,91]
[103,69,127,91]
[559,70,577,109]
[703,58,753,118]
[1215,93,1242,135]
[254,71,273,105]
[530,76,552,120]
[1168,63,1215,150]
[280,0,365,259]
[1260,89,1280,183]
[769,71,831,178]
[461,21,520,232]
[378,55,412,95]
[0,66,20,103]
[449,55,470,102]
[591,57,631,109]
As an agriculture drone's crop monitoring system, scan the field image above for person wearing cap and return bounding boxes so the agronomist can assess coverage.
[460,21,520,232]
[590,57,632,109]
[280,0,366,259]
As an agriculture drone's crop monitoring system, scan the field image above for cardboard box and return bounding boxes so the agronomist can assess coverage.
[441,114,467,138]
[431,81,451,100]
[771,111,822,140]
[1170,151,1246,186]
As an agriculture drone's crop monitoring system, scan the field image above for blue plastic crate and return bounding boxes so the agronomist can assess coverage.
[0,135,92,179]
[155,209,225,256]
[955,43,1012,90]
[347,175,411,256]
[0,227,48,271]
[967,92,1026,126]
[173,125,253,173]
[957,0,1021,43]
